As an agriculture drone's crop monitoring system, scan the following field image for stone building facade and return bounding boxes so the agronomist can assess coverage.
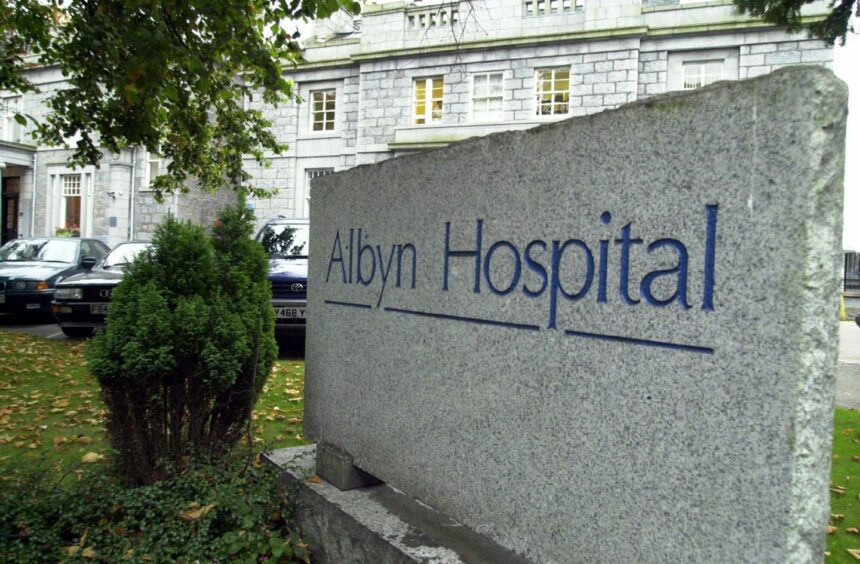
[0,0,835,244]
[241,0,835,228]
[0,65,236,248]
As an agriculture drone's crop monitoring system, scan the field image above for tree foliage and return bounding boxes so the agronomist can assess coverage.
[733,0,857,45]
[0,0,359,199]
[86,202,277,485]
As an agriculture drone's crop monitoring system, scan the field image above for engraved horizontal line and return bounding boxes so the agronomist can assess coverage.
[384,307,541,332]
[564,329,714,354]
[324,300,372,309]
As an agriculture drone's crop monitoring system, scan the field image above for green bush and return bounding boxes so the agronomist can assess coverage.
[87,202,276,485]
[0,461,310,562]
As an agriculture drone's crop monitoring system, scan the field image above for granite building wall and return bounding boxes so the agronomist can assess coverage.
[3,0,836,242]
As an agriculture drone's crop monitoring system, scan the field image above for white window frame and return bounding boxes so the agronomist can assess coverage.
[667,48,739,92]
[535,67,571,117]
[413,76,444,126]
[60,175,82,231]
[310,89,337,133]
[681,60,724,90]
[471,72,505,123]
[46,165,96,238]
[140,151,161,192]
[304,168,335,216]
[1,96,22,143]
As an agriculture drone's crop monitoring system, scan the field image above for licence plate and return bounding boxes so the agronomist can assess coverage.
[26,303,40,310]
[275,307,305,319]
[90,304,108,315]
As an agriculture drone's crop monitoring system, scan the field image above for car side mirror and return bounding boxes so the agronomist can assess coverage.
[81,256,98,270]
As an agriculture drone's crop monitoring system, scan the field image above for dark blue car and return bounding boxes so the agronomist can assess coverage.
[0,238,110,316]
[256,218,309,337]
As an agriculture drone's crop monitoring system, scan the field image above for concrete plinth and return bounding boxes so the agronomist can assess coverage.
[264,445,530,564]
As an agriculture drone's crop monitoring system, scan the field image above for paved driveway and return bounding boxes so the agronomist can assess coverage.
[0,313,68,340]
[838,320,860,409]
[0,313,306,358]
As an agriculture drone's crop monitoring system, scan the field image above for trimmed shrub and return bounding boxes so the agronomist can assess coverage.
[87,202,276,485]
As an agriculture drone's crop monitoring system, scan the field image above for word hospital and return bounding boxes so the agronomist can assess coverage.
[326,204,718,328]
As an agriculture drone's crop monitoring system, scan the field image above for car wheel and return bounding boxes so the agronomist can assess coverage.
[61,327,94,339]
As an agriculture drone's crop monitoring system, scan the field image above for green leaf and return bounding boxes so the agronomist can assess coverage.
[13,114,26,126]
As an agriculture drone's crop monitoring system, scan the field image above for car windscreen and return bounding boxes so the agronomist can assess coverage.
[257,224,309,258]
[102,243,151,268]
[0,239,77,263]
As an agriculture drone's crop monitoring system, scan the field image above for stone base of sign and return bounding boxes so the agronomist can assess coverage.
[316,441,383,490]
[264,445,530,564]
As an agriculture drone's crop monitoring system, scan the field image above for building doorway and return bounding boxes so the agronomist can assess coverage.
[1,176,19,244]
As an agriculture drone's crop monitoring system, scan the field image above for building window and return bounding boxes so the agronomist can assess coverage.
[147,153,160,188]
[408,8,458,28]
[61,174,82,230]
[524,0,578,15]
[472,73,504,122]
[535,68,570,116]
[682,60,724,89]
[1,97,22,143]
[667,49,738,93]
[311,90,336,132]
[413,77,443,125]
[139,151,161,191]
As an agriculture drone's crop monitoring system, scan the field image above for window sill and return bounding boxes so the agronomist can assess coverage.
[533,113,572,120]
[297,132,340,141]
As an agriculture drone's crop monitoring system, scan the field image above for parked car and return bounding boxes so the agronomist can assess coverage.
[256,218,309,337]
[51,241,152,338]
[0,237,110,317]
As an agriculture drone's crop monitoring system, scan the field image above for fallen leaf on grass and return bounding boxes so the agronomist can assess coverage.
[65,546,80,556]
[849,549,860,560]
[853,456,860,462]
[844,429,856,435]
[178,503,215,522]
[831,486,846,495]
[81,452,104,463]
[76,436,92,445]
[829,525,839,534]
[848,528,860,535]
[82,547,95,558]
[834,514,846,521]
[306,475,322,484]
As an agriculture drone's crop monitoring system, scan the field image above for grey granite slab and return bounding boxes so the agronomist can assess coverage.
[305,67,847,562]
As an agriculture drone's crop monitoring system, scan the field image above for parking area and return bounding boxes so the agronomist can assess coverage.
[0,312,68,340]
[0,313,306,358]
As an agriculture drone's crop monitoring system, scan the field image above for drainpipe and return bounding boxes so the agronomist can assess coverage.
[30,153,37,237]
[128,148,137,240]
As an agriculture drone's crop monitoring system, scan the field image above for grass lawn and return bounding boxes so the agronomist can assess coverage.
[1,330,860,560]
[0,330,307,485]
[830,408,860,561]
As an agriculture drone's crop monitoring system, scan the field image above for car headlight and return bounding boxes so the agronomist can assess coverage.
[13,280,50,291]
[54,288,83,300]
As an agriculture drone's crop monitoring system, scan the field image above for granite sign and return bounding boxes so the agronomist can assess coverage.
[306,67,847,562]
